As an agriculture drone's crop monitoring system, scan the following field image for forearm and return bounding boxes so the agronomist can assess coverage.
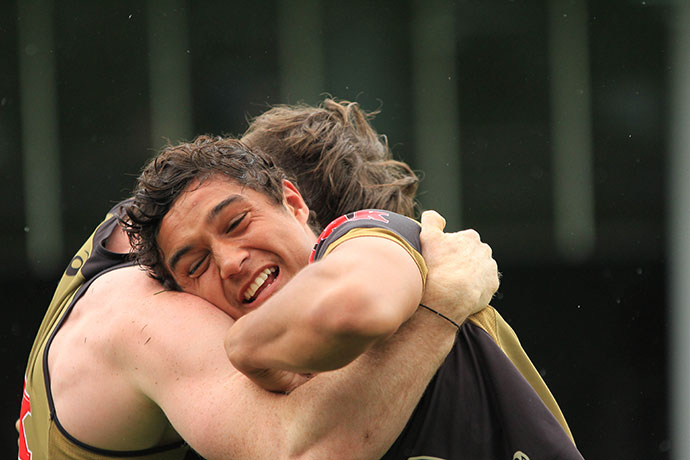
[226,237,423,383]
[226,278,389,375]
[283,306,458,459]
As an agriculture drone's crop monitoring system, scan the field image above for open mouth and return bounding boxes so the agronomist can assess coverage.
[242,266,279,303]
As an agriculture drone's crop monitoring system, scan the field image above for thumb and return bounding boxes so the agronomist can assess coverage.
[421,210,446,233]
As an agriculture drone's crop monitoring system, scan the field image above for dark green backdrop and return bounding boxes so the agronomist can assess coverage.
[1,1,670,458]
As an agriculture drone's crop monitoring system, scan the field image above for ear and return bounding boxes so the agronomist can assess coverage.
[282,180,310,225]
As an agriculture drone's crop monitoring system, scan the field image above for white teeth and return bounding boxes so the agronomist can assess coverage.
[243,267,276,300]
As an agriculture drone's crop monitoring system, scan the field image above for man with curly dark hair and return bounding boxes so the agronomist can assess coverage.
[19,98,582,460]
[125,128,581,459]
[18,132,498,458]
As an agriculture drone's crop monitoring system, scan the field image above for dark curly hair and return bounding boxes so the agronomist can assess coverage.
[123,135,287,290]
[241,98,419,229]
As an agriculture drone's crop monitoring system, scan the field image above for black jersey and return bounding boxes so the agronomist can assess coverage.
[311,210,584,460]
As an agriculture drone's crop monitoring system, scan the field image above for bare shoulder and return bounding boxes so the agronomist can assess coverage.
[48,264,235,450]
[79,266,236,380]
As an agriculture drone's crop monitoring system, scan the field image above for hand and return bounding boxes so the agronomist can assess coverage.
[419,210,499,325]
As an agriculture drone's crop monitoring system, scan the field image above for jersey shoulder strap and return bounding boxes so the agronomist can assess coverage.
[310,209,427,283]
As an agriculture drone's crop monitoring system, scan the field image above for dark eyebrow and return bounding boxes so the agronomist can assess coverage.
[166,194,246,273]
[168,245,192,274]
[208,194,245,223]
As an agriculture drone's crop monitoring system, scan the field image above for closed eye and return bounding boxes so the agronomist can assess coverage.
[188,255,208,277]
[226,212,247,234]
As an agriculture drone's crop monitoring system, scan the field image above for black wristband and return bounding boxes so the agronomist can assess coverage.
[419,303,461,330]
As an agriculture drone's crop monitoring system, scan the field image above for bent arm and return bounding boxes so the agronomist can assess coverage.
[225,236,424,389]
[227,210,499,392]
[133,211,498,458]
[134,290,456,460]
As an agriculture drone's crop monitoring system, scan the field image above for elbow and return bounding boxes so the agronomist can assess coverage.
[224,321,250,371]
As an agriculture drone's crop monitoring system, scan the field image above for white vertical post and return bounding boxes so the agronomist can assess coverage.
[277,0,325,104]
[17,0,64,276]
[669,1,690,457]
[147,0,193,150]
[410,0,462,230]
[548,0,595,261]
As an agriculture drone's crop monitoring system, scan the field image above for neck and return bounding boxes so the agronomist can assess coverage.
[105,224,132,253]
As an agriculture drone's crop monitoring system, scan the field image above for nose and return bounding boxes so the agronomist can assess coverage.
[213,242,248,280]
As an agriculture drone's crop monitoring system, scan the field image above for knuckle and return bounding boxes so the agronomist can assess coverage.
[463,229,480,240]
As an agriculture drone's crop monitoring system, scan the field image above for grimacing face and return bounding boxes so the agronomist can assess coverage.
[157,175,317,319]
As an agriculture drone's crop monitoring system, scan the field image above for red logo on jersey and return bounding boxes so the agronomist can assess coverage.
[310,210,390,262]
[19,378,33,459]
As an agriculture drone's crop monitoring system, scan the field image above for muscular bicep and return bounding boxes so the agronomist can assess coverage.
[226,234,426,380]
[160,365,291,459]
[321,235,425,335]
[130,291,399,460]
[127,293,295,458]
[120,264,450,460]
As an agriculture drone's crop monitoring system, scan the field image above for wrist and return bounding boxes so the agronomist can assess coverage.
[387,307,457,360]
[418,303,460,330]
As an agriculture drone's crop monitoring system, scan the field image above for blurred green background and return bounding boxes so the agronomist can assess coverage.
[2,0,678,458]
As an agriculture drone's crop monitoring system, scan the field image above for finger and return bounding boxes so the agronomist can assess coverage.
[421,210,446,232]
